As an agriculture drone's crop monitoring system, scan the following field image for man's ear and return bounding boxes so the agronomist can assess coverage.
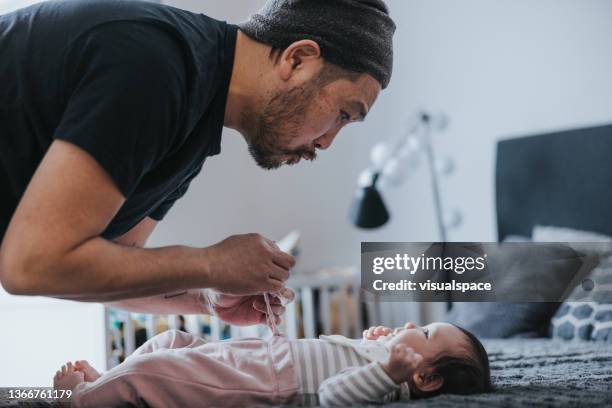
[412,370,444,394]
[277,40,322,81]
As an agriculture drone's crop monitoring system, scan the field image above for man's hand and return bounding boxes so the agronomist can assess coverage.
[0,140,295,301]
[363,325,393,340]
[206,288,295,326]
[380,344,423,384]
[204,234,295,295]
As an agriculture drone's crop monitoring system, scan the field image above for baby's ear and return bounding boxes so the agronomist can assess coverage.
[412,369,443,393]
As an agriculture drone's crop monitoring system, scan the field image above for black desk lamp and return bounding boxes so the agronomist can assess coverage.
[349,112,460,239]
[349,172,389,228]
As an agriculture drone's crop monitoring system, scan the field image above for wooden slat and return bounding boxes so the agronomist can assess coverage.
[301,287,315,338]
[319,287,331,335]
[123,313,135,356]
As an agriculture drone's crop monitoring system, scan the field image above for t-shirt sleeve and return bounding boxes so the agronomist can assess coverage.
[148,179,189,221]
[55,22,188,197]
[148,163,203,221]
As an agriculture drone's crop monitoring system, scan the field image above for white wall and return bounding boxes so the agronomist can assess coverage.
[153,0,612,273]
[0,0,36,13]
[0,291,107,386]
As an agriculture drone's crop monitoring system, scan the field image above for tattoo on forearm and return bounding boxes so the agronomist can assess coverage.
[164,291,188,299]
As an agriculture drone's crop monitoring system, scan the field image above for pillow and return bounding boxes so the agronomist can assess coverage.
[535,226,612,342]
[592,304,612,342]
[550,254,612,342]
[532,225,612,242]
[532,225,612,256]
[550,301,598,340]
[447,302,560,338]
[446,241,597,338]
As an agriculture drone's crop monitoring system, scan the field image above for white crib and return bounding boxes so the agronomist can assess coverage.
[104,267,384,368]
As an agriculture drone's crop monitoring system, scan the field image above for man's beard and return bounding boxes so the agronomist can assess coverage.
[247,83,319,170]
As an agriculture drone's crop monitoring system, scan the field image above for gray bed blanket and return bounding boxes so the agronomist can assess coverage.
[385,339,612,407]
[2,339,611,407]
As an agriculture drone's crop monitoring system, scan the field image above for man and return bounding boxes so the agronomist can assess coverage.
[0,0,395,325]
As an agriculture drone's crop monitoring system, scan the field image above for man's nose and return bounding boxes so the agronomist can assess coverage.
[314,129,340,150]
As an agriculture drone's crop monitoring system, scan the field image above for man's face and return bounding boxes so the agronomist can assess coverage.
[247,72,381,170]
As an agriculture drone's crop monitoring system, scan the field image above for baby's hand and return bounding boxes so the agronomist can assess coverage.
[381,344,423,384]
[363,325,393,340]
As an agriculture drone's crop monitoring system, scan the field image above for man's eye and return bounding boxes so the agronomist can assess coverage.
[340,111,351,122]
[423,328,429,338]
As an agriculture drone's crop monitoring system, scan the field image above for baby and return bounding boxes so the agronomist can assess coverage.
[54,322,492,407]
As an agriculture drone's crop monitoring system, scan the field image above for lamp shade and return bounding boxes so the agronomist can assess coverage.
[349,184,390,229]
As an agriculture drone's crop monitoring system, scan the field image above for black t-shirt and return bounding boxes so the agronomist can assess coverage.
[0,0,237,239]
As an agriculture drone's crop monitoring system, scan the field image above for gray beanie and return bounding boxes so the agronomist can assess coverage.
[238,0,396,89]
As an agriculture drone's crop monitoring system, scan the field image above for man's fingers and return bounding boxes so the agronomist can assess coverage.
[262,287,294,306]
[270,305,285,315]
[272,250,296,270]
[263,237,279,248]
[278,287,295,303]
[268,264,290,282]
[258,312,283,326]
[263,238,294,263]
[266,278,284,292]
[264,237,296,270]
[253,297,266,314]
[252,298,285,315]
[259,313,268,325]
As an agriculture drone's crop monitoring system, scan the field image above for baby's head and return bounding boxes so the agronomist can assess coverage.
[386,322,492,398]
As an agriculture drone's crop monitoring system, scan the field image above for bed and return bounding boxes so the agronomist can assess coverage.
[435,123,612,407]
[425,124,612,406]
[388,338,612,407]
[2,338,611,407]
[4,125,612,407]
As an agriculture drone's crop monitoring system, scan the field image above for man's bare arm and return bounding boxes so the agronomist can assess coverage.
[105,217,211,314]
[0,140,293,300]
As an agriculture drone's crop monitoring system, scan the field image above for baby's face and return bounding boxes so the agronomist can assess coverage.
[384,322,469,364]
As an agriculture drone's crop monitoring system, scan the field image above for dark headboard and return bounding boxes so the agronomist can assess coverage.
[496,123,612,241]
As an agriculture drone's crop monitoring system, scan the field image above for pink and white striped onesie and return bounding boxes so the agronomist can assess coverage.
[70,329,410,407]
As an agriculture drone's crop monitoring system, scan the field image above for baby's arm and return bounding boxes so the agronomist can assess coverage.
[318,362,402,406]
[318,343,421,406]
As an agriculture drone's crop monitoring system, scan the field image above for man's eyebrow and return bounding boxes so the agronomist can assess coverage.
[349,101,368,121]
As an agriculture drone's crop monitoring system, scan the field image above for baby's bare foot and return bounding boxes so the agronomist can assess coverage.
[53,362,84,406]
[74,360,101,382]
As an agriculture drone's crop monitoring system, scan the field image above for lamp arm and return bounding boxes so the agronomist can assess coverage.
[370,112,449,241]
[421,116,448,242]
[385,121,422,163]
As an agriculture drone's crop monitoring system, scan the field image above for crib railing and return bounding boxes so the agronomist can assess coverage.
[105,267,378,368]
